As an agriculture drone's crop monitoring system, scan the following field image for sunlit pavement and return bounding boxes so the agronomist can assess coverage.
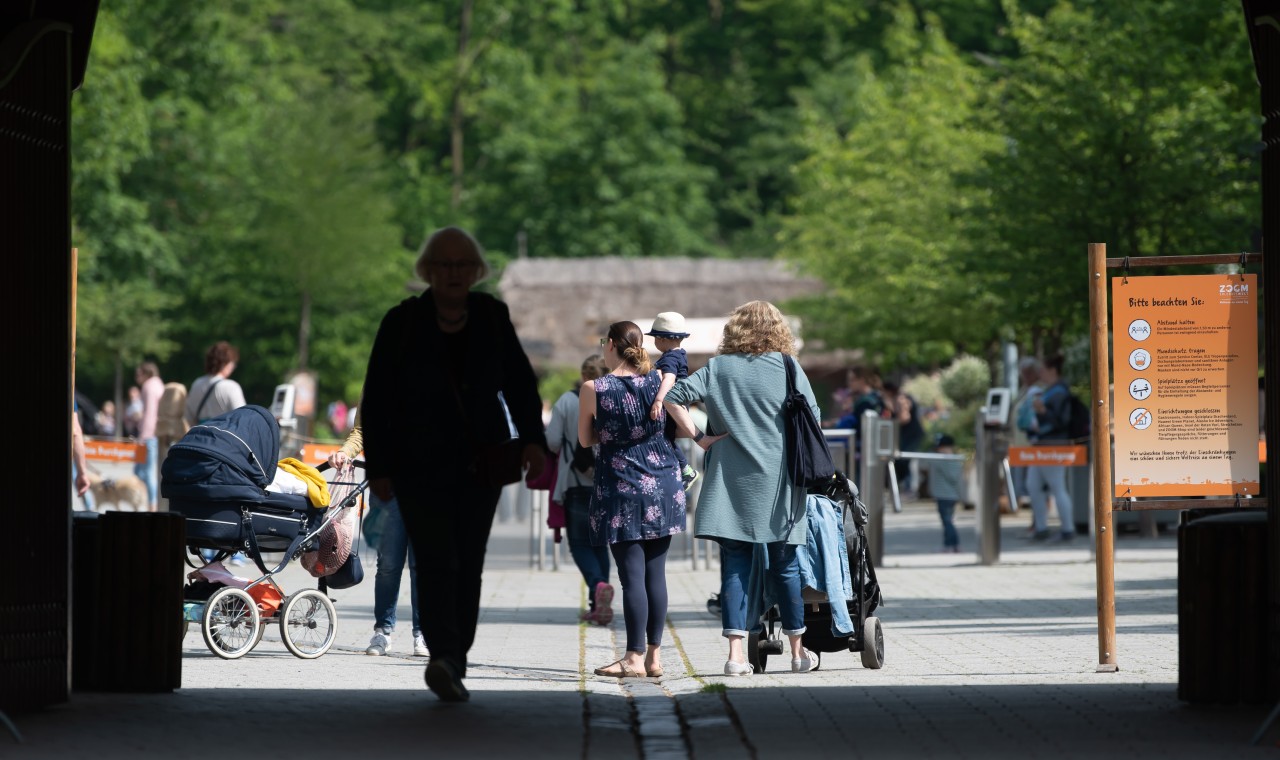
[10,497,1272,758]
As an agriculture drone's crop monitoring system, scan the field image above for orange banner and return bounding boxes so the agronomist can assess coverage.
[1008,445,1088,467]
[84,438,145,463]
[299,443,343,467]
[1111,274,1260,497]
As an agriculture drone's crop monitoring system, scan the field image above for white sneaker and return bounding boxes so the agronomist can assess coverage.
[413,633,429,657]
[366,632,390,656]
[791,648,818,673]
[724,659,753,677]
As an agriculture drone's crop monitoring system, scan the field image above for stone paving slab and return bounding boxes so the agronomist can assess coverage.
[7,501,1276,759]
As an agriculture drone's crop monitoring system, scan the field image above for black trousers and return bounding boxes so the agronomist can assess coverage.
[393,477,503,675]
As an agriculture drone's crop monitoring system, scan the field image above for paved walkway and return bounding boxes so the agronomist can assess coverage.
[8,498,1274,758]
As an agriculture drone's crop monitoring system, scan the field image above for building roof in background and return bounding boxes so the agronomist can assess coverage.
[498,257,825,370]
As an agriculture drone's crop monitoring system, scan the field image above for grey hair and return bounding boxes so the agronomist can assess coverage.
[1018,357,1042,372]
[413,226,492,286]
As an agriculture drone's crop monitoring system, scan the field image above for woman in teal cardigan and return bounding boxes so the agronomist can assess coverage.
[664,300,822,676]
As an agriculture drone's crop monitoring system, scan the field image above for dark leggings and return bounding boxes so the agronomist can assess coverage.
[609,536,672,653]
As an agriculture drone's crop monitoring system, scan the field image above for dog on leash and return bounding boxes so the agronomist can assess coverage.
[87,470,149,511]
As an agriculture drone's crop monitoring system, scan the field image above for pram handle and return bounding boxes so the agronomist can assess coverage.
[315,458,366,473]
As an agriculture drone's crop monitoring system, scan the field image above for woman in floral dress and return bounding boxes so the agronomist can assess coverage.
[579,320,687,679]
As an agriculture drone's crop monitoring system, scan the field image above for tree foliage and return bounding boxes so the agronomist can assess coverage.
[69,0,1261,415]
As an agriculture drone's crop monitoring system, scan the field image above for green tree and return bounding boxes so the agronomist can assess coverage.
[968,1,1259,350]
[781,5,1003,368]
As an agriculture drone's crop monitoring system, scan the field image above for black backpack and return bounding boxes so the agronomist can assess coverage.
[1067,393,1091,442]
[566,389,595,474]
[783,355,836,489]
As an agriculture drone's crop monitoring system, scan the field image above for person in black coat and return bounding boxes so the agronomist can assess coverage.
[361,226,546,702]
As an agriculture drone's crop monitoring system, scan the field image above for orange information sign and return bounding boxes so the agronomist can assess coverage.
[1008,445,1087,467]
[1111,274,1260,497]
[84,438,146,463]
[299,443,343,467]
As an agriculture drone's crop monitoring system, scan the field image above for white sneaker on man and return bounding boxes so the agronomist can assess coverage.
[366,631,390,656]
[413,633,429,657]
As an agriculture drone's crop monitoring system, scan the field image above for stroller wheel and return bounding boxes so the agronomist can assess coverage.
[279,590,337,659]
[202,587,260,660]
[747,630,768,673]
[860,616,885,669]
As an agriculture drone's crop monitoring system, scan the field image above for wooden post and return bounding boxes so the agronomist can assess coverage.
[70,248,77,383]
[1089,242,1119,672]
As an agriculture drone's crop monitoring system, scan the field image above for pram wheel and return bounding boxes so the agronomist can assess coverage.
[860,616,884,669]
[202,587,261,660]
[279,589,337,659]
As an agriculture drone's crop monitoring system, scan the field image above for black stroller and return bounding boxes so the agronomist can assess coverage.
[747,472,884,672]
[162,405,366,660]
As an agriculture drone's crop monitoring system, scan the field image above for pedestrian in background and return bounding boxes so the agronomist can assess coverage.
[328,400,426,658]
[123,385,142,438]
[134,362,164,512]
[583,321,685,679]
[186,341,247,425]
[546,354,614,625]
[1011,357,1044,509]
[362,225,546,703]
[925,434,964,553]
[1026,355,1075,541]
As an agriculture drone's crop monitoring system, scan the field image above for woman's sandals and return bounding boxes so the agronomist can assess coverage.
[593,659,647,678]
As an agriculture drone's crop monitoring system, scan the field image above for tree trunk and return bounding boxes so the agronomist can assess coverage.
[451,0,473,211]
[298,289,311,371]
[114,351,124,436]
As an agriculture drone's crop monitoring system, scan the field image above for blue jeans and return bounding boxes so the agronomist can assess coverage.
[371,493,420,635]
[717,539,805,638]
[134,436,158,507]
[564,487,610,604]
[937,499,959,548]
[1027,463,1074,535]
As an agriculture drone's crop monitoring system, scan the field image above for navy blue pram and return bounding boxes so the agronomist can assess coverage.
[163,405,321,557]
[162,405,366,661]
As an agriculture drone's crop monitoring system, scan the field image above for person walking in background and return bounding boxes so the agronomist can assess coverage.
[663,300,821,676]
[925,434,964,553]
[582,321,686,679]
[836,366,886,488]
[1026,355,1074,541]
[362,225,545,703]
[883,381,925,497]
[72,400,93,511]
[95,400,116,436]
[1011,357,1044,509]
[123,385,142,438]
[185,341,247,425]
[134,362,164,512]
[646,311,698,490]
[547,354,614,625]
[328,399,426,658]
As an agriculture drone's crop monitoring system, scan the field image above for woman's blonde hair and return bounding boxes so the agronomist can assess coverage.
[717,300,796,356]
[607,321,652,374]
[414,226,492,286]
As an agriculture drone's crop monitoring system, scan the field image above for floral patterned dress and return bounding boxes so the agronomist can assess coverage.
[589,371,686,546]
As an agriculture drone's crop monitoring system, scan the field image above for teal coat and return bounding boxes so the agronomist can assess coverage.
[666,352,821,545]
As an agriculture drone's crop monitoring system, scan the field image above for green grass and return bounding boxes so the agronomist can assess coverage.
[699,683,727,694]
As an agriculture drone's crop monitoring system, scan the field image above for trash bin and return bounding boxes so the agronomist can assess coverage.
[72,512,186,692]
[1177,510,1269,704]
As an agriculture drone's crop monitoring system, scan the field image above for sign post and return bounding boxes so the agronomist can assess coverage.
[1089,243,1118,672]
[1089,244,1266,675]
